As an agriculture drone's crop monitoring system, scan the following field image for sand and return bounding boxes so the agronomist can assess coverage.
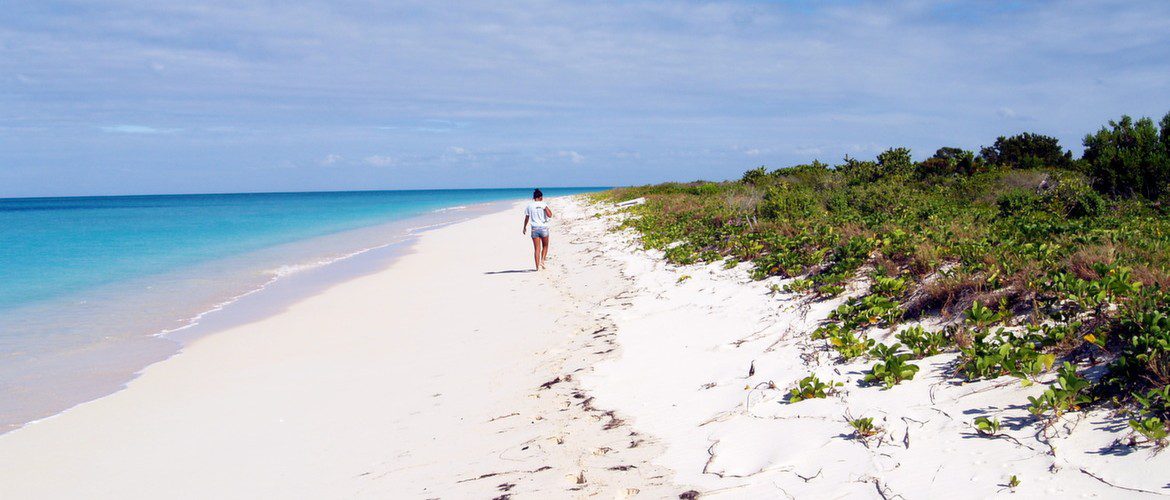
[2,195,1168,499]
[0,199,673,499]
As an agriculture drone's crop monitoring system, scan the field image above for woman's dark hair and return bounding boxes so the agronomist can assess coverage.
[533,189,543,199]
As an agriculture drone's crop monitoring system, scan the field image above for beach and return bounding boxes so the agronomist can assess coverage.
[0,197,671,498]
[2,194,1168,499]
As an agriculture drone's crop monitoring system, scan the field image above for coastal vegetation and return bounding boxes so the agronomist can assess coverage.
[600,111,1170,442]
[787,374,842,402]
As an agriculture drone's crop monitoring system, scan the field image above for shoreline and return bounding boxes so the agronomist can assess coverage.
[0,199,516,435]
[0,196,679,498]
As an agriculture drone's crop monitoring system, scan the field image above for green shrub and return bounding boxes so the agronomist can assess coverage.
[741,166,769,185]
[997,190,1043,217]
[1083,113,1170,200]
[759,183,822,221]
[1045,173,1107,218]
[979,132,1073,170]
[599,110,1170,437]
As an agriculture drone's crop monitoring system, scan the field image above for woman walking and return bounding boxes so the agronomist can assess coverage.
[521,189,553,270]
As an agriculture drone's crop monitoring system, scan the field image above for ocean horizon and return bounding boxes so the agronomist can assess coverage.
[0,187,604,432]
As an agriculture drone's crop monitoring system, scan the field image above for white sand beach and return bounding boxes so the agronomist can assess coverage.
[0,198,672,499]
[2,195,1168,499]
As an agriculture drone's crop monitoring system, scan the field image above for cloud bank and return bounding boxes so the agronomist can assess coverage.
[1,0,1169,196]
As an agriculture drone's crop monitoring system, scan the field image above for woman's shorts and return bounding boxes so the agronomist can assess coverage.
[531,227,549,238]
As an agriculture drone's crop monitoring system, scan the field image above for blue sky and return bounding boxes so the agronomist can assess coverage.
[2,0,1169,197]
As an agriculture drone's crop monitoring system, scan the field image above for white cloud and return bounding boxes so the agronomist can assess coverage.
[557,150,585,164]
[363,155,396,167]
[99,125,181,134]
[6,0,1170,195]
[319,154,343,166]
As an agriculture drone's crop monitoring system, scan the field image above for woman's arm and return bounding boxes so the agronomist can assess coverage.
[522,214,530,234]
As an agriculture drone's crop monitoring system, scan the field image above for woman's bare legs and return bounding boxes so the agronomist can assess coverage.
[540,235,550,268]
[532,237,543,270]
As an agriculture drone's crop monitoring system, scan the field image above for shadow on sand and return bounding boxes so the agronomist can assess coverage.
[484,269,536,275]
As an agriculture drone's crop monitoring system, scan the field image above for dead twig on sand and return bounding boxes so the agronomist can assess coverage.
[456,466,553,483]
[1078,468,1170,496]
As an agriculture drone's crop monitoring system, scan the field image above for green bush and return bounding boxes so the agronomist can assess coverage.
[1083,113,1170,200]
[759,183,822,221]
[979,133,1073,170]
[601,110,1170,436]
[741,166,769,185]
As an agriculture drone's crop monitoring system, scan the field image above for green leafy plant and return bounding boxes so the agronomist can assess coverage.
[1027,362,1092,419]
[956,328,1053,383]
[864,343,920,388]
[826,329,876,361]
[831,294,903,329]
[871,275,908,297]
[1008,475,1021,489]
[1005,348,1056,385]
[1128,417,1169,447]
[1134,386,1170,417]
[788,374,843,402]
[849,417,880,438]
[783,278,815,294]
[896,326,949,358]
[973,416,1002,436]
[677,274,692,284]
[600,110,1170,439]
[817,284,846,297]
[965,301,1008,328]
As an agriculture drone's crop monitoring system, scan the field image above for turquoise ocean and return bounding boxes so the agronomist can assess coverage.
[0,187,602,431]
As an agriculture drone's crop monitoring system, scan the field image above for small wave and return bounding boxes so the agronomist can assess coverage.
[152,243,397,337]
[149,201,496,339]
[267,244,388,278]
[152,281,275,337]
[406,218,472,234]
